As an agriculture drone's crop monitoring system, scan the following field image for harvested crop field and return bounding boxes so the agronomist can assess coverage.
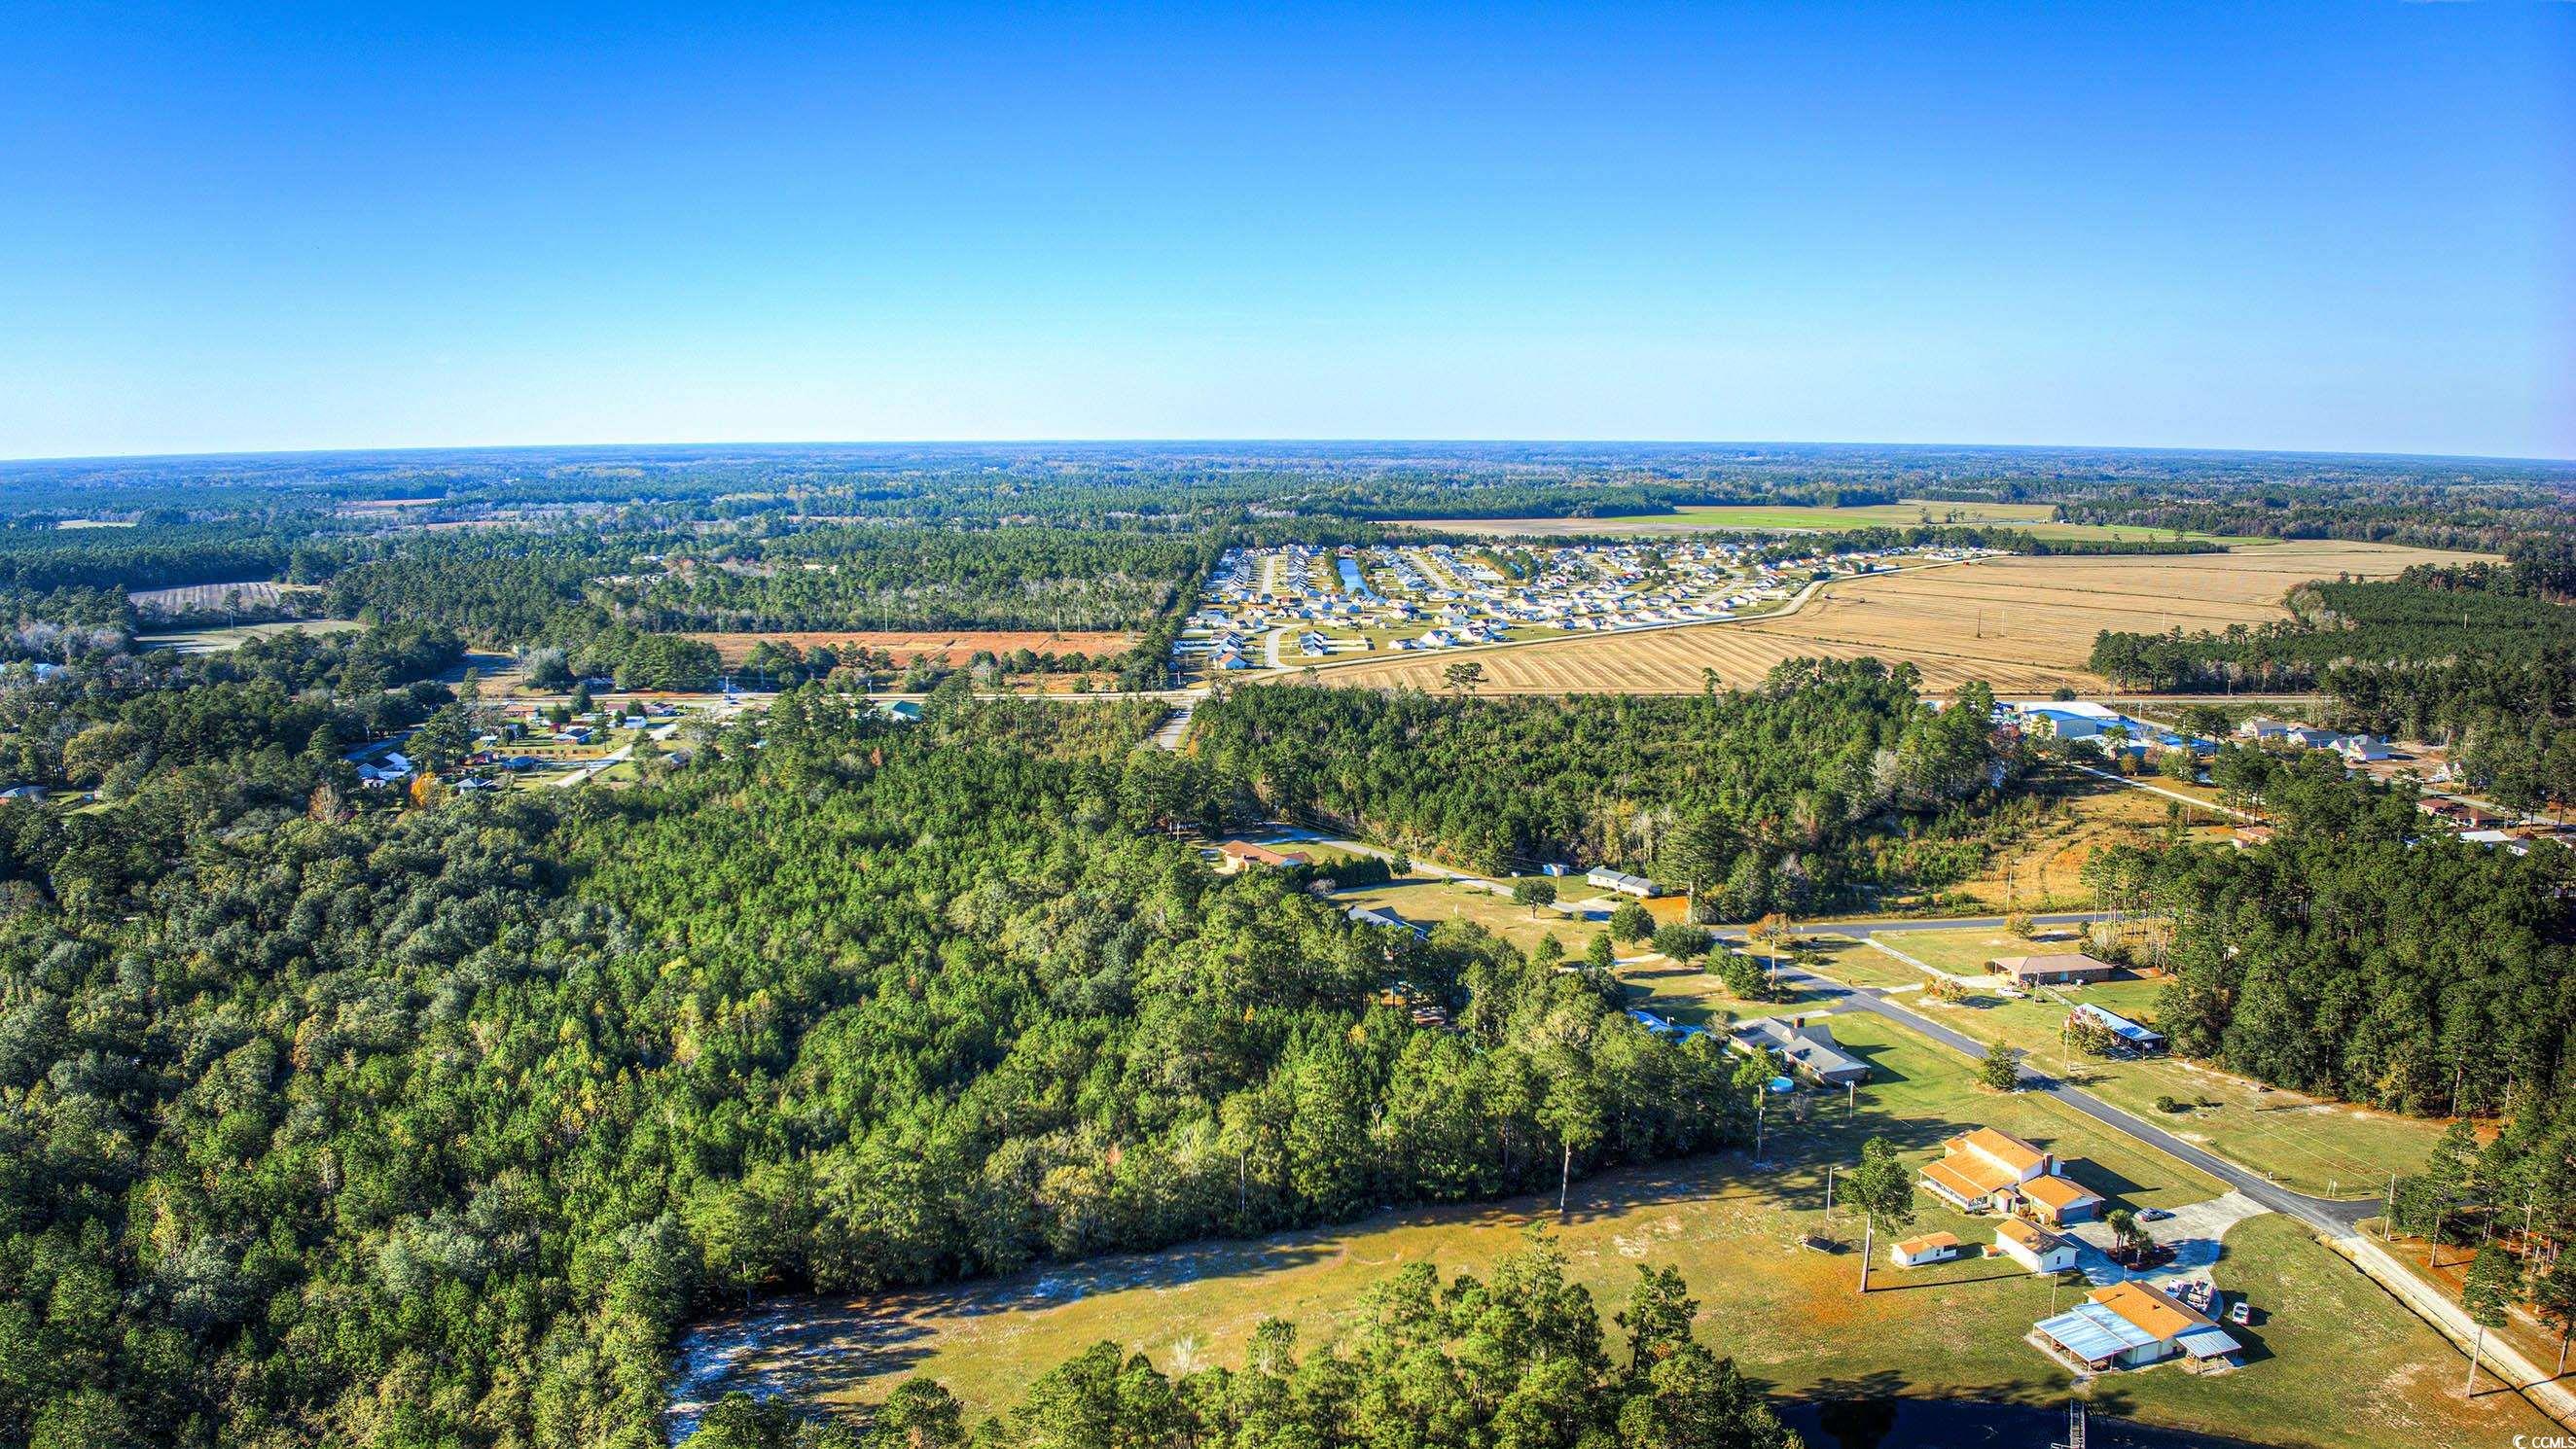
[127,580,320,618]
[1296,541,2478,695]
[684,630,1134,666]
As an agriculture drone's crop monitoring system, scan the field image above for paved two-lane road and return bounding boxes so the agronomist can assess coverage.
[1776,963,2367,1227]
[1778,960,2576,1427]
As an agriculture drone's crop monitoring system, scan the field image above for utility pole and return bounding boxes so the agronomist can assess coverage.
[1824,1165,1835,1225]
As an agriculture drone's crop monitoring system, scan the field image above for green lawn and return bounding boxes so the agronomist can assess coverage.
[1862,926,2081,980]
[672,1007,2544,1448]
[1796,937,1947,989]
[135,618,365,654]
[1619,955,1838,1029]
[1332,875,1608,959]
[1831,932,2448,1198]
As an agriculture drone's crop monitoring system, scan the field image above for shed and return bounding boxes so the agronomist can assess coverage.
[2072,1002,2165,1053]
[1889,1232,1963,1268]
[1993,1219,2081,1275]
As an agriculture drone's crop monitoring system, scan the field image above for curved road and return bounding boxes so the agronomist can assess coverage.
[1780,959,2575,1426]
[1779,963,2368,1225]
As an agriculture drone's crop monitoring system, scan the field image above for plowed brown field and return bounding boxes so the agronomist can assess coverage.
[1294,541,2478,695]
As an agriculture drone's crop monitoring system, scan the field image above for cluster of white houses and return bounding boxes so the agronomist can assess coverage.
[1176,540,1990,673]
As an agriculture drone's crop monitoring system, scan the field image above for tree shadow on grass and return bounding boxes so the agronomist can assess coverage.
[2052,1155,2148,1201]
[1831,1037,1912,1084]
[1771,1371,2279,1449]
[1860,1266,2032,1292]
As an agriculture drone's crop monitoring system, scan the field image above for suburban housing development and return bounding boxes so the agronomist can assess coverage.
[1176,539,1998,675]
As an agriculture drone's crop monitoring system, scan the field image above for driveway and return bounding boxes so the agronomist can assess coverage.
[2064,1189,2272,1287]
[1784,960,2576,1428]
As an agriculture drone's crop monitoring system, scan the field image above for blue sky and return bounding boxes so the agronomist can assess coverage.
[2,2,2568,460]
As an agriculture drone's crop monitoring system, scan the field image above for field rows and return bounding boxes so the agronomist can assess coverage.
[127,580,318,616]
[1298,542,2476,695]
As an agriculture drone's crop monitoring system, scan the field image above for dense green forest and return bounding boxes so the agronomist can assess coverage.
[2088,561,2576,697]
[0,686,1761,1449]
[2088,551,2576,810]
[1191,662,2017,918]
[2082,747,2574,1118]
[679,1246,1797,1449]
[0,619,463,792]
[0,519,306,594]
[609,526,1214,634]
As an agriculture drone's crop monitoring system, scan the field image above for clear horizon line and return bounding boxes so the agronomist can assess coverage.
[6,436,2573,470]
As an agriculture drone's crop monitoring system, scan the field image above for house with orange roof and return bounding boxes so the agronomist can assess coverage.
[1888,1231,1963,1268]
[1919,1126,2105,1224]
[1216,840,1310,872]
[2019,1169,2107,1225]
[1993,1218,2081,1275]
[2033,1281,2240,1370]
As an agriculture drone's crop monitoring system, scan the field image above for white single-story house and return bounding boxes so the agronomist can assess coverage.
[1889,1232,1963,1268]
[1993,1218,2082,1275]
[1346,904,1428,940]
[1885,1235,1957,1271]
[1731,1016,1871,1086]
[2072,1002,2165,1053]
[1584,866,1659,898]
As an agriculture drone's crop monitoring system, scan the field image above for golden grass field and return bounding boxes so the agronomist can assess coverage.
[1293,541,2481,695]
[665,1009,2548,1449]
[135,618,365,654]
[1954,768,2239,911]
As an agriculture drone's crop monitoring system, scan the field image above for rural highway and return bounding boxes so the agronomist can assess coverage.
[1781,959,2576,1428]
[1781,963,2366,1224]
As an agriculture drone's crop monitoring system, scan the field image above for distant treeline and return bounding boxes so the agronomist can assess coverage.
[0,519,304,594]
[610,525,1213,634]
[1782,524,2219,559]
[2056,477,2576,555]
[2089,555,2576,714]
[18,441,2562,531]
